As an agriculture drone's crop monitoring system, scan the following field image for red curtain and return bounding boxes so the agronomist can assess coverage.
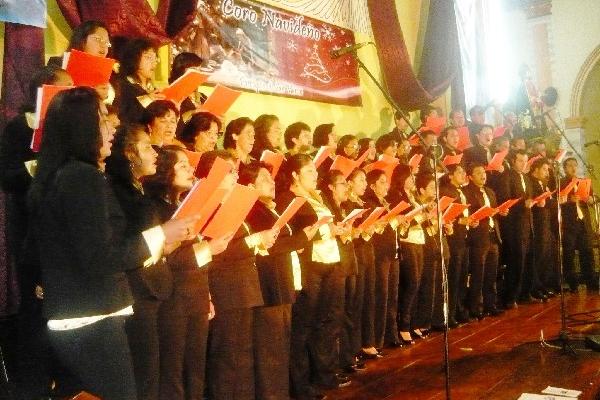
[56,0,199,46]
[367,0,462,111]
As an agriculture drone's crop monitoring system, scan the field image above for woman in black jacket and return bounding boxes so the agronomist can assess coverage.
[27,87,195,399]
[143,146,229,400]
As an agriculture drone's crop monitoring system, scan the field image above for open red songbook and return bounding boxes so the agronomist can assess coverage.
[63,50,116,87]
[31,85,73,152]
[260,150,285,178]
[330,155,357,179]
[378,154,400,165]
[342,208,369,225]
[313,145,334,168]
[470,206,495,222]
[442,153,463,167]
[442,203,470,224]
[403,204,427,222]
[485,150,508,171]
[354,150,371,167]
[496,198,520,213]
[526,154,543,170]
[428,196,455,217]
[408,134,420,146]
[532,190,555,204]
[456,126,471,151]
[363,160,396,182]
[200,84,242,117]
[172,182,227,235]
[183,149,202,170]
[576,178,592,202]
[201,184,260,239]
[273,197,306,231]
[358,207,386,230]
[559,178,579,197]
[381,201,411,222]
[425,116,446,135]
[161,69,209,105]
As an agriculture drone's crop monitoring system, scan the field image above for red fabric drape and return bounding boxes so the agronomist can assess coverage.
[56,0,199,45]
[367,0,461,111]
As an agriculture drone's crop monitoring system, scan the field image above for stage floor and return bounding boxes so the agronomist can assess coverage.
[327,290,600,400]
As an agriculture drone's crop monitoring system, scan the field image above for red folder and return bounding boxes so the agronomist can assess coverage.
[485,150,508,171]
[358,207,386,230]
[559,178,578,197]
[200,84,242,117]
[63,50,116,87]
[408,154,423,170]
[493,126,506,138]
[161,69,209,105]
[313,145,334,168]
[428,196,455,217]
[576,178,592,202]
[363,160,396,182]
[342,208,369,225]
[526,154,543,170]
[442,153,463,166]
[442,203,470,224]
[496,198,520,213]
[172,182,227,235]
[408,134,420,146]
[378,154,400,165]
[381,201,411,222]
[31,85,73,152]
[456,126,471,151]
[425,116,446,135]
[403,204,427,222]
[183,149,202,170]
[532,190,554,204]
[330,155,357,179]
[260,150,285,178]
[201,184,260,239]
[470,206,495,221]
[273,197,306,231]
[354,149,371,167]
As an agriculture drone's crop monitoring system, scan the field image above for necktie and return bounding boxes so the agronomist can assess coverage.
[574,183,584,220]
[481,187,494,228]
[486,148,492,163]
[519,173,526,193]
[456,187,469,229]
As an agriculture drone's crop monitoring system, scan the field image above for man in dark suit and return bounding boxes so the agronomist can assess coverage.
[464,162,506,318]
[464,124,505,195]
[388,110,410,142]
[560,157,598,292]
[467,105,486,145]
[496,150,537,308]
[440,164,477,325]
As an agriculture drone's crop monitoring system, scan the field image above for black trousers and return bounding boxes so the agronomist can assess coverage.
[468,234,500,314]
[158,301,209,400]
[398,242,424,332]
[373,253,399,348]
[290,261,345,396]
[126,298,161,400]
[563,219,597,289]
[357,242,376,347]
[208,308,255,400]
[48,316,137,400]
[413,237,438,330]
[447,240,468,322]
[504,228,532,303]
[339,274,358,368]
[432,238,450,328]
[254,304,292,400]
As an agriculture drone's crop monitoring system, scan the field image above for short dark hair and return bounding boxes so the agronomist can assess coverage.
[238,161,272,186]
[375,134,397,153]
[195,150,234,179]
[119,38,155,78]
[223,117,253,150]
[284,122,311,150]
[276,153,312,193]
[466,161,486,176]
[439,126,458,142]
[169,52,203,84]
[366,169,387,185]
[68,20,109,52]
[389,164,412,193]
[105,123,149,185]
[476,124,494,135]
[449,109,463,119]
[511,149,529,164]
[358,138,374,157]
[446,163,464,176]
[415,172,435,192]
[419,106,435,123]
[313,123,334,147]
[562,157,577,168]
[530,157,549,173]
[22,65,68,113]
[178,111,221,150]
[140,100,179,125]
[252,114,279,157]
[336,134,357,156]
[469,105,485,117]
[29,87,102,213]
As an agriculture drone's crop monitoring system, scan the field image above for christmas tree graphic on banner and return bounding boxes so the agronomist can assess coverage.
[301,44,332,84]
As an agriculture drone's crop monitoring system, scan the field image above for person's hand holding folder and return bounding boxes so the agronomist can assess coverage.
[208,232,235,256]
[162,215,201,245]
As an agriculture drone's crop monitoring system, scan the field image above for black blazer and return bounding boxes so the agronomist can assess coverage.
[245,201,309,305]
[114,77,149,124]
[110,178,173,301]
[36,160,151,319]
[323,192,358,276]
[463,183,501,245]
[363,189,397,258]
[560,178,593,234]
[153,199,210,316]
[529,177,552,240]
[497,169,533,237]
[463,144,490,167]
[208,220,263,313]
[439,182,468,244]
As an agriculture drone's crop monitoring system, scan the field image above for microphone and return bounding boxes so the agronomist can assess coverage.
[584,140,600,148]
[330,42,374,59]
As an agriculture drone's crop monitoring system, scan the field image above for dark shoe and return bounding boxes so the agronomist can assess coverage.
[531,291,548,302]
[471,312,484,321]
[448,319,459,329]
[354,359,367,370]
[342,365,359,374]
[504,301,518,309]
[336,373,352,387]
[484,308,504,317]
[399,331,415,345]
[545,290,556,297]
[386,340,403,348]
[358,349,379,360]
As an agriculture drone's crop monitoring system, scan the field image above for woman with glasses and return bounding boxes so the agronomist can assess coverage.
[336,134,359,160]
[177,111,222,155]
[223,117,256,165]
[115,38,165,124]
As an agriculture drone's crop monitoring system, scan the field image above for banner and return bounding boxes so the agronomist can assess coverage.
[174,0,362,106]
[0,0,47,28]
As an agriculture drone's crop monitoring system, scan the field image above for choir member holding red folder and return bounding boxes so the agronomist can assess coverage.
[464,162,506,318]
[250,114,283,161]
[275,154,346,399]
[440,126,464,161]
[242,161,319,400]
[178,111,222,155]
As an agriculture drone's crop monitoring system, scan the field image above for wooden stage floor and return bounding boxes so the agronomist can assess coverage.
[327,290,600,400]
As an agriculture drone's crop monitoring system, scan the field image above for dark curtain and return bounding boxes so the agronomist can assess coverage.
[0,23,43,317]
[56,0,199,45]
[367,0,463,111]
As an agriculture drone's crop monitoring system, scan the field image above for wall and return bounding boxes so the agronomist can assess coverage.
[42,0,425,139]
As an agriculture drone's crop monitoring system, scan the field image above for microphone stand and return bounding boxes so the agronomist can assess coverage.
[351,54,452,400]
